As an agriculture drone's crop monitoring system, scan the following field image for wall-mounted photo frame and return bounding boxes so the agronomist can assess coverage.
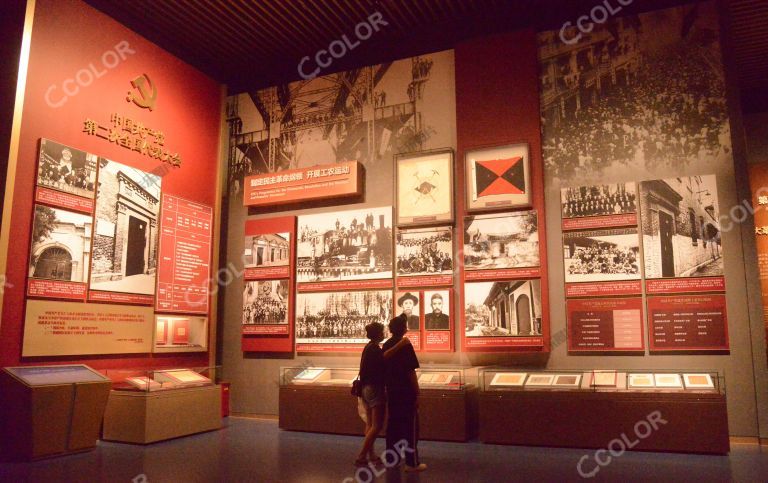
[395,149,454,226]
[465,143,530,212]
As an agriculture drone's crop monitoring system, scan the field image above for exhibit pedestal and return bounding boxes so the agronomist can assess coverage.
[0,367,112,461]
[279,385,476,442]
[478,390,729,454]
[102,385,222,444]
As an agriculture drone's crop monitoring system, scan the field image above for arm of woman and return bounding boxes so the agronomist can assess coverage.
[383,336,411,360]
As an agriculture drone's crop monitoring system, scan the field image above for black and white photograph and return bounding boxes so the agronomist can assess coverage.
[28,205,92,283]
[464,280,542,337]
[297,207,392,283]
[244,233,290,268]
[640,175,722,278]
[539,2,732,183]
[563,228,641,283]
[465,143,531,212]
[395,149,453,225]
[295,290,393,343]
[242,280,289,325]
[464,211,539,270]
[395,291,421,331]
[395,226,452,277]
[90,159,161,295]
[424,290,451,331]
[226,51,456,197]
[561,183,637,218]
[37,138,97,199]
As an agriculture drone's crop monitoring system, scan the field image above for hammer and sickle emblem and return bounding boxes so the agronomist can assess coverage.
[126,74,157,111]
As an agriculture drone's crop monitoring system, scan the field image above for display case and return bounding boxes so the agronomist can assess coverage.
[480,369,724,394]
[153,315,209,353]
[0,365,112,460]
[101,366,222,444]
[279,366,478,442]
[478,367,729,454]
[104,366,218,392]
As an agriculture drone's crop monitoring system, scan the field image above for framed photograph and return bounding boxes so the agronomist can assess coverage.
[628,373,656,389]
[525,374,554,387]
[639,175,722,279]
[464,280,542,337]
[28,205,92,283]
[464,210,539,270]
[395,226,453,278]
[682,373,714,390]
[295,290,393,345]
[89,159,161,296]
[37,138,97,200]
[242,280,289,325]
[296,207,392,283]
[563,228,641,283]
[395,291,421,331]
[561,182,637,219]
[654,373,683,388]
[424,290,451,331]
[591,371,617,387]
[465,143,531,212]
[553,374,582,387]
[395,149,454,226]
[490,372,527,387]
[244,232,290,268]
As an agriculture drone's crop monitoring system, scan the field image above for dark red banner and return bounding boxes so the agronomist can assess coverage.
[27,279,87,300]
[647,294,729,351]
[423,331,452,351]
[645,276,725,294]
[465,267,540,281]
[464,336,545,349]
[88,290,154,305]
[243,325,290,335]
[397,274,453,288]
[562,213,637,231]
[155,195,213,314]
[244,161,362,207]
[35,186,94,214]
[297,278,393,292]
[567,297,644,351]
[244,266,290,280]
[566,280,642,298]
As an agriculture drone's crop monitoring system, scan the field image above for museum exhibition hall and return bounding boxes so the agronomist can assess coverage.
[2,0,768,481]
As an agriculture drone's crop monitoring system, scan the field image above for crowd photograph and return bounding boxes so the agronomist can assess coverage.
[539,4,730,183]
[295,290,392,342]
[395,227,453,277]
[37,139,97,199]
[563,229,641,283]
[561,183,637,218]
[297,207,393,282]
[242,280,289,325]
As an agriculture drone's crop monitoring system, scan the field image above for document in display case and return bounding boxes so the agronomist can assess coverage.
[489,372,527,387]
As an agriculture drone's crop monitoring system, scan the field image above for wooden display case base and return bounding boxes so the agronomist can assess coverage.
[279,385,476,442]
[102,385,222,444]
[478,390,729,454]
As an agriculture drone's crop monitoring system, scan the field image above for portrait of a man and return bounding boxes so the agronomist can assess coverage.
[424,291,450,331]
[397,291,420,330]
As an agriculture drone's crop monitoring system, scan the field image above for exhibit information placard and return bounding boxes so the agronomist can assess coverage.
[22,300,154,356]
[155,195,213,314]
[243,161,362,207]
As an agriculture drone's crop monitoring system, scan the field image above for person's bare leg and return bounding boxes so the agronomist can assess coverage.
[356,404,374,462]
[358,404,383,461]
[367,405,385,461]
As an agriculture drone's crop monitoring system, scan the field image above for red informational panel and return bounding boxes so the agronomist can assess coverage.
[749,164,768,364]
[567,298,644,352]
[647,294,729,352]
[241,216,295,353]
[456,30,549,352]
[243,161,363,207]
[155,195,213,314]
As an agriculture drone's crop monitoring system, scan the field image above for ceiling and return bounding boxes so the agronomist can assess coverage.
[85,0,768,112]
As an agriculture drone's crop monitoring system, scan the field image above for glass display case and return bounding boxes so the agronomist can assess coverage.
[280,367,358,387]
[480,368,724,394]
[103,366,219,392]
[4,364,110,386]
[417,366,471,390]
